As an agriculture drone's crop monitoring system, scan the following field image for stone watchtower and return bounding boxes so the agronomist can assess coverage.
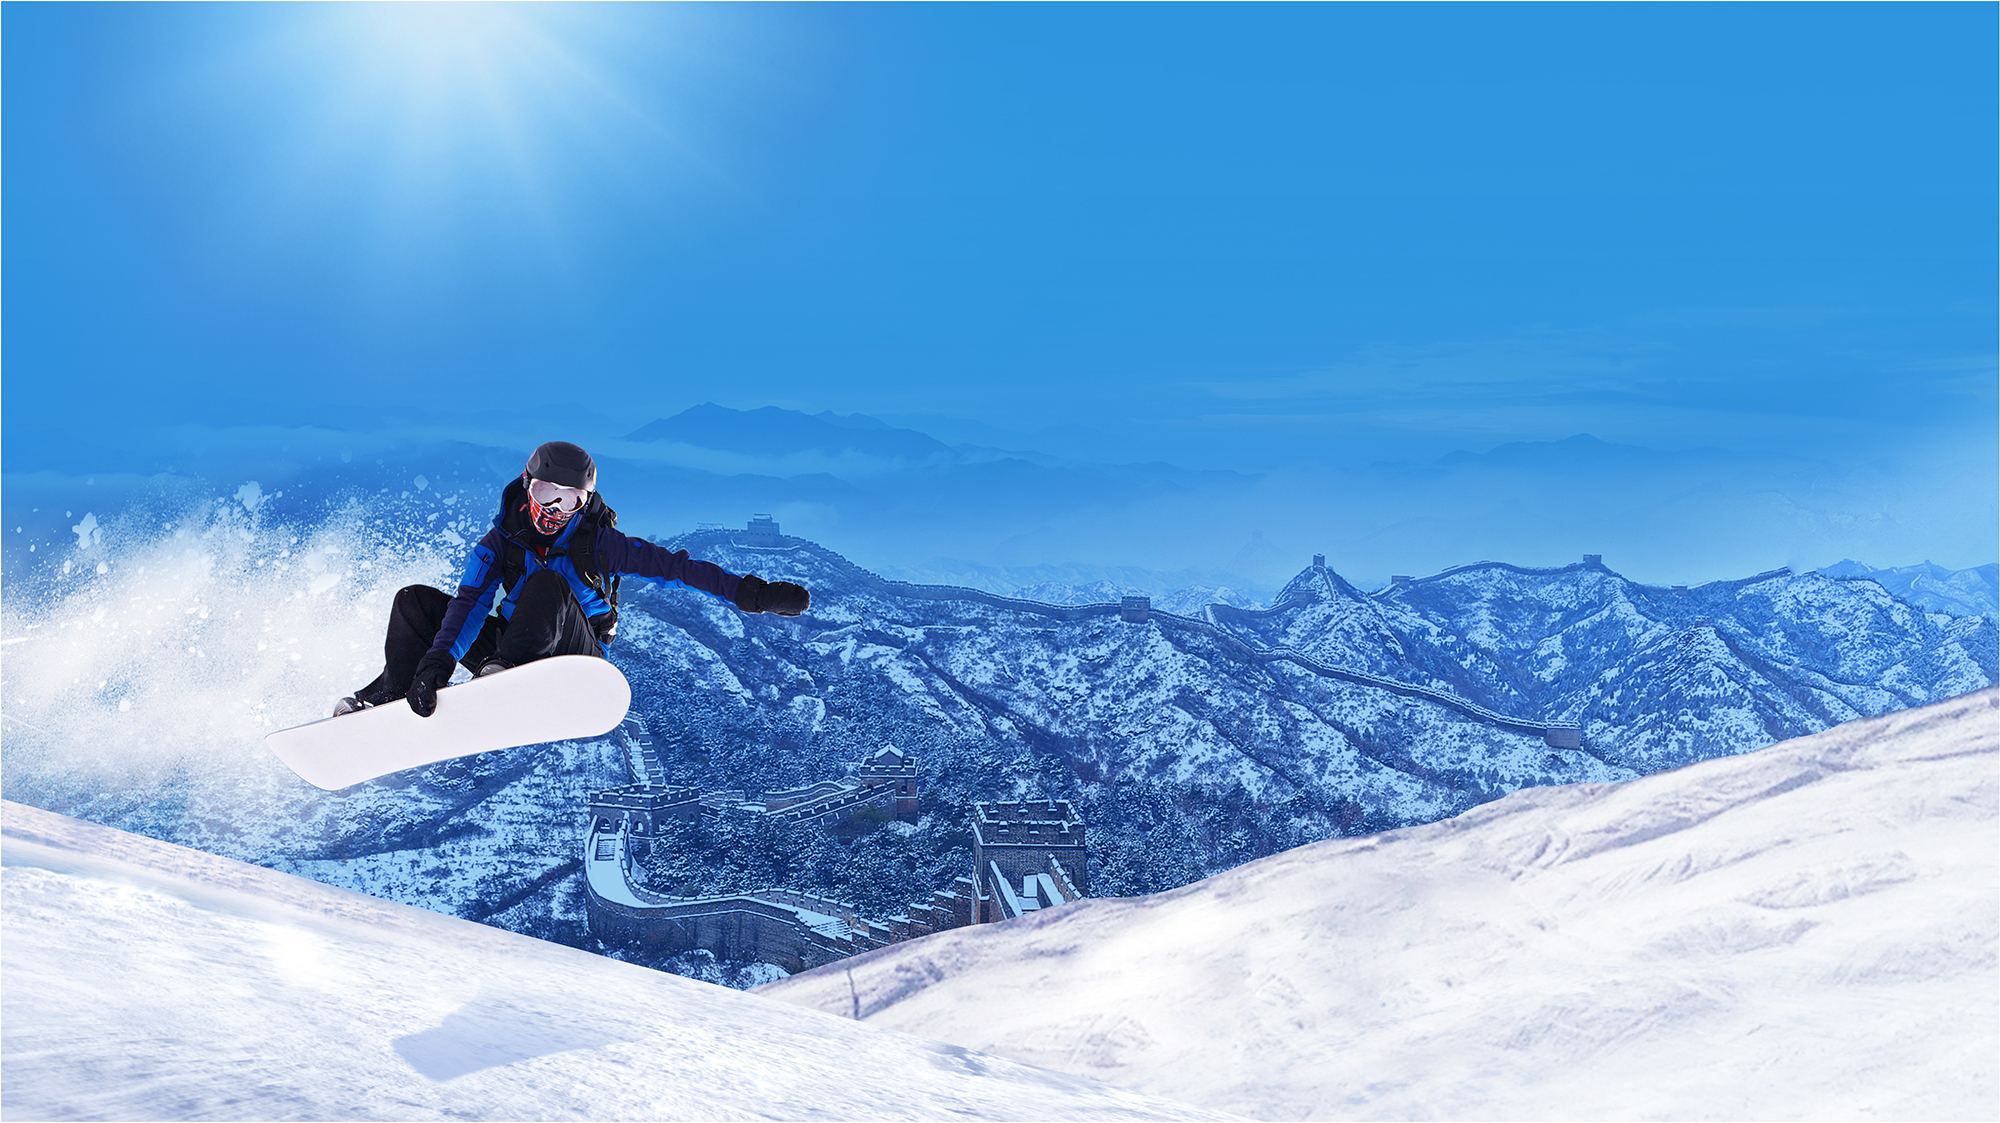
[589,784,701,861]
[590,784,701,833]
[855,747,920,819]
[744,515,783,547]
[971,799,1088,923]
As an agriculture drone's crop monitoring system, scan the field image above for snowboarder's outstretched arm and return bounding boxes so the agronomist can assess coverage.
[600,529,810,616]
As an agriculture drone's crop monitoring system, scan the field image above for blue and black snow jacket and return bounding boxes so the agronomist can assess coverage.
[426,478,742,661]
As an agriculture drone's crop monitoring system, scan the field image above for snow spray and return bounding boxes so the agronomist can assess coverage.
[0,484,483,800]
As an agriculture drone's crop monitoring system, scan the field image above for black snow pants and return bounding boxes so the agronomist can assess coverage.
[354,570,603,702]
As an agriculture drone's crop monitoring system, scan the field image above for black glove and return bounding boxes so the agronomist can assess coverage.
[734,574,811,617]
[407,649,457,718]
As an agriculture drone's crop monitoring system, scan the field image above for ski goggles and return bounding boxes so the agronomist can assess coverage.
[527,477,590,513]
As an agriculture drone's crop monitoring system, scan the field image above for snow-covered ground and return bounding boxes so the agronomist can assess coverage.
[762,687,2000,1121]
[0,802,1232,1122]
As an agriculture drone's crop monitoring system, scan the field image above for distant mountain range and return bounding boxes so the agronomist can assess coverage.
[612,535,1992,812]
[1818,558,1997,621]
[6,406,1989,598]
[3,504,1991,984]
[624,404,968,466]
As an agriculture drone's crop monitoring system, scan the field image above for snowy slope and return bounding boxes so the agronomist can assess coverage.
[759,687,2000,1121]
[0,801,1232,1123]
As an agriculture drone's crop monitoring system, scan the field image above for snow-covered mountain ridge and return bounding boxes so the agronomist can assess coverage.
[759,686,2000,1121]
[1,491,1991,985]
[1229,553,1995,772]
[631,530,1991,800]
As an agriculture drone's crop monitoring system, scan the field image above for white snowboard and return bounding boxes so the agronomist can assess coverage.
[267,655,632,791]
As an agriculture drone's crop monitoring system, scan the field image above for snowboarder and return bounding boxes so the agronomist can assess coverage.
[334,440,810,718]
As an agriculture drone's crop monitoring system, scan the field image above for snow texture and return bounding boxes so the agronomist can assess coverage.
[760,687,2000,1121]
[0,802,1233,1123]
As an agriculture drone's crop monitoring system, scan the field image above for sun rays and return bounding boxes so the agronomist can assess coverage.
[204,3,714,290]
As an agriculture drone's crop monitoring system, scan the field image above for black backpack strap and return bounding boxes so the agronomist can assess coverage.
[569,497,622,645]
[499,538,527,594]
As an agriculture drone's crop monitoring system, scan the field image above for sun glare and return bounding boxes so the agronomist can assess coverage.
[219,2,702,284]
[333,4,576,177]
[365,2,519,75]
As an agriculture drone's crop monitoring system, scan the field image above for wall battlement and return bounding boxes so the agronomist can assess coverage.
[590,784,701,835]
[756,746,918,827]
[583,818,979,972]
[582,729,998,974]
[973,800,1085,847]
[741,514,785,549]
[972,799,1089,920]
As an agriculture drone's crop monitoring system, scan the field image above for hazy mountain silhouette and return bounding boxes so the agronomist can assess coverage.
[626,404,961,464]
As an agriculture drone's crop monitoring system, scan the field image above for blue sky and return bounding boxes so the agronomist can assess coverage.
[3,3,1994,578]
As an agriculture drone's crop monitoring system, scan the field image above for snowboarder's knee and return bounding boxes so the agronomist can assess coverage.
[516,569,579,604]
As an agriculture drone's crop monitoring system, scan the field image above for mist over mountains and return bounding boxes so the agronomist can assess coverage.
[608,406,1996,589]
[1820,558,1998,621]
[4,403,1990,595]
[623,404,971,467]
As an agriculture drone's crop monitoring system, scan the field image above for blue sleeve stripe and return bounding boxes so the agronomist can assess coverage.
[459,543,496,589]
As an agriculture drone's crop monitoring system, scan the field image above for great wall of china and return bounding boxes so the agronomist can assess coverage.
[581,719,976,973]
[579,519,1594,972]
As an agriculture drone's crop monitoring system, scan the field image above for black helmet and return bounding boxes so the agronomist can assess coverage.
[525,441,596,492]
